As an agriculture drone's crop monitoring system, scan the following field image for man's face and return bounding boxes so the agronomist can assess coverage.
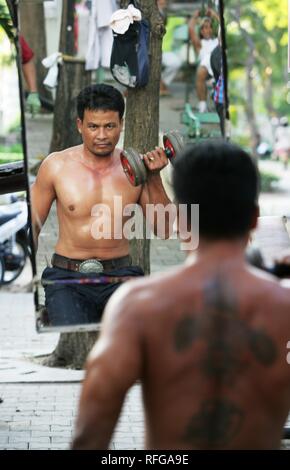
[77,109,123,157]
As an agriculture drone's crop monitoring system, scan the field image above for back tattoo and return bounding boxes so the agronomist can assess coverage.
[174,275,277,447]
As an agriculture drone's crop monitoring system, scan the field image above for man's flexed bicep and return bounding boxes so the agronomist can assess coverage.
[30,155,56,249]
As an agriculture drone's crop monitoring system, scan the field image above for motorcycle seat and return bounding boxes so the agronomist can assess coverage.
[0,210,21,226]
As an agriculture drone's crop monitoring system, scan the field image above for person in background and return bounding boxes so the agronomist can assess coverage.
[19,35,41,116]
[210,41,225,135]
[189,7,219,113]
[158,0,183,96]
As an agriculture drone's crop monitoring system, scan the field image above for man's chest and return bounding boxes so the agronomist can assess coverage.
[54,166,141,218]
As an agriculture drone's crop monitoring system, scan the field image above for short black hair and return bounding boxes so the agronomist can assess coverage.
[173,139,259,240]
[76,84,125,121]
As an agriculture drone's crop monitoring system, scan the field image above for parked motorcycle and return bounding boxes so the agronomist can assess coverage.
[0,194,29,285]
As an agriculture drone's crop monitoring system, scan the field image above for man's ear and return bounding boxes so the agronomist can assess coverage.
[250,205,259,230]
[76,118,82,134]
[120,118,124,131]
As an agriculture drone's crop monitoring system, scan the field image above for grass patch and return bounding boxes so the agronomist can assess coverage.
[0,148,23,165]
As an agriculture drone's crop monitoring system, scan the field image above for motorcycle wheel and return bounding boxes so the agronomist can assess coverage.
[2,238,27,285]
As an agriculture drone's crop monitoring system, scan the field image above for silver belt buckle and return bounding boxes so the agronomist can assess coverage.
[79,259,104,274]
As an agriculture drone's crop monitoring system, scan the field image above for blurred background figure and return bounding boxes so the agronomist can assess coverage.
[19,35,41,116]
[189,7,219,112]
[274,117,290,169]
[158,0,183,96]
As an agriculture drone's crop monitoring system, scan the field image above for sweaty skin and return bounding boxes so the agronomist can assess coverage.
[31,110,171,258]
[72,239,290,450]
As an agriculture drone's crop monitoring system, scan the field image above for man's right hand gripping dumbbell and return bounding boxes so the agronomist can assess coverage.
[120,130,184,186]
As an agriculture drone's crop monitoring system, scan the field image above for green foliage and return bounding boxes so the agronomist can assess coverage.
[224,0,288,141]
[0,143,23,153]
[259,170,280,192]
[0,0,15,41]
[231,134,251,151]
[0,154,23,165]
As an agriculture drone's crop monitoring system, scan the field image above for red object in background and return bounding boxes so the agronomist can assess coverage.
[19,35,34,64]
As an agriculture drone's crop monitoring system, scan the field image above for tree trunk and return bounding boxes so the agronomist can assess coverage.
[233,7,260,154]
[244,55,260,153]
[50,0,91,152]
[45,0,164,369]
[43,332,99,369]
[263,75,275,118]
[121,0,165,274]
[49,58,91,152]
[19,0,52,104]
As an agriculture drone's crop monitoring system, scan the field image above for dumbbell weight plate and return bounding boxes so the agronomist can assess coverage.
[120,148,147,187]
[163,130,184,161]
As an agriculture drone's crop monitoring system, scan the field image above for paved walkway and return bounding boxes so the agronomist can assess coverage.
[1,82,290,450]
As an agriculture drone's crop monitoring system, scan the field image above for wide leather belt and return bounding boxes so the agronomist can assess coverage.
[51,253,132,274]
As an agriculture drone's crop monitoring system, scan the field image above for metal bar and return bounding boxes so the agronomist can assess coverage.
[218,0,230,123]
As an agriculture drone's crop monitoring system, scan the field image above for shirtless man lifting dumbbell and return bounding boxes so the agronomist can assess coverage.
[31,84,175,326]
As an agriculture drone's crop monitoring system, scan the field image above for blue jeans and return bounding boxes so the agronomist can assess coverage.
[41,265,144,326]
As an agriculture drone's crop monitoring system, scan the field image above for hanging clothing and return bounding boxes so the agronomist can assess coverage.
[42,52,62,88]
[110,4,141,34]
[85,0,118,71]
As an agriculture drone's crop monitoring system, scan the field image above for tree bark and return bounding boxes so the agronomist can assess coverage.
[263,75,275,118]
[49,58,91,152]
[50,0,91,152]
[232,7,260,154]
[43,332,99,369]
[244,52,260,153]
[19,0,52,104]
[121,0,165,274]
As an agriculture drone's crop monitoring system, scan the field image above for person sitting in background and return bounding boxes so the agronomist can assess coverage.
[19,35,41,116]
[189,7,219,113]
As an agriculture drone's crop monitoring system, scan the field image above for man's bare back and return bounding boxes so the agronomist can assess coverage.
[136,249,290,449]
[73,245,290,449]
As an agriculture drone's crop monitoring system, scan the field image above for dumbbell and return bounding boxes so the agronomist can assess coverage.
[120,130,184,186]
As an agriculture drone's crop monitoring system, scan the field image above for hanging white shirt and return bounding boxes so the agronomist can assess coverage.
[85,0,118,71]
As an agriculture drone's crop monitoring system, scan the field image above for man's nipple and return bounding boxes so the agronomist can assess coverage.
[68,205,75,211]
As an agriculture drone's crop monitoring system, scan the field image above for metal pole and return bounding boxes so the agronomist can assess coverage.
[218,0,230,137]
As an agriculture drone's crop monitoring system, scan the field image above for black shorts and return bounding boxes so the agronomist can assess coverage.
[41,265,144,326]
